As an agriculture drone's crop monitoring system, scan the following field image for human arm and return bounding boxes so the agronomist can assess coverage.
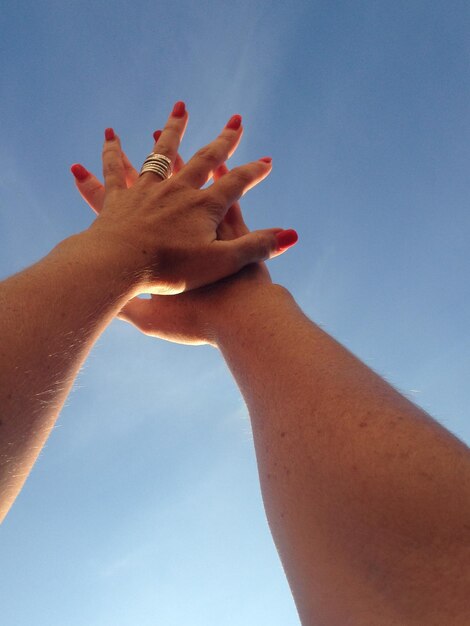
[210,284,470,625]
[0,104,286,522]
[0,231,139,522]
[74,138,470,624]
[72,130,295,345]
[111,269,470,625]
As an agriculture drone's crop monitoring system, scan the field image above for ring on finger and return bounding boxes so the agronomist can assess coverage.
[140,153,173,180]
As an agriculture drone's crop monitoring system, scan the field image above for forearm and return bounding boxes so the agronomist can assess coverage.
[213,285,470,625]
[0,231,136,522]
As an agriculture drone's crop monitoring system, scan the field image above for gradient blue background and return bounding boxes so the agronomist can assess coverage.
[1,1,469,624]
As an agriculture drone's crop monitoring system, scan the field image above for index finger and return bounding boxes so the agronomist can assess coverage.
[175,114,243,189]
[206,158,273,213]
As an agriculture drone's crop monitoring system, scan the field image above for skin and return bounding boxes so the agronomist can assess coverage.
[74,121,470,625]
[0,104,288,523]
[2,100,469,624]
[73,131,274,346]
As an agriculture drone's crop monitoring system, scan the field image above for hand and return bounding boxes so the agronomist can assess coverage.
[72,104,298,344]
[73,157,282,346]
[79,102,291,296]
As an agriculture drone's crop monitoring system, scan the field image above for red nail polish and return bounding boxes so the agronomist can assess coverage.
[70,163,89,181]
[172,101,186,117]
[105,127,115,141]
[259,157,272,164]
[153,130,162,142]
[226,114,242,130]
[276,229,298,251]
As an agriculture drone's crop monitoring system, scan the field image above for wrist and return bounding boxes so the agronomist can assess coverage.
[208,282,294,347]
[53,230,142,301]
[83,222,151,295]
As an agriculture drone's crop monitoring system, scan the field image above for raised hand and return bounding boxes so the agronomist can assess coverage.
[72,103,298,345]
[75,102,295,298]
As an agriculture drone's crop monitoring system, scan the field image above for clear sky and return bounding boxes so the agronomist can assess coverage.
[1,1,469,624]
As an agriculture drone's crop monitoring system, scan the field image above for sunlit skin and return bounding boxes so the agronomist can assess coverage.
[72,133,276,346]
[2,98,470,625]
[72,115,470,624]
[0,102,294,522]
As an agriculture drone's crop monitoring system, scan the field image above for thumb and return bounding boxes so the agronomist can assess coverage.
[118,297,156,332]
[191,228,298,288]
[223,227,298,266]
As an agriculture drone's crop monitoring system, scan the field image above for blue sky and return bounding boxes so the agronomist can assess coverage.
[1,1,469,624]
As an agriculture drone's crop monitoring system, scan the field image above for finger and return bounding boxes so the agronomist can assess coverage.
[153,130,186,174]
[212,162,230,182]
[212,163,249,238]
[205,158,273,218]
[225,228,298,263]
[174,152,185,174]
[71,164,105,214]
[139,101,188,185]
[118,297,155,331]
[218,228,298,274]
[102,128,126,191]
[175,114,243,189]
[219,204,249,238]
[121,150,139,186]
[190,228,298,289]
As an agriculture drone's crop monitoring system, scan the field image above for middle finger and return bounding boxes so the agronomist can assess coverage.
[139,101,189,185]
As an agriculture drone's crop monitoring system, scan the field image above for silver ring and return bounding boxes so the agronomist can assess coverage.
[140,153,173,180]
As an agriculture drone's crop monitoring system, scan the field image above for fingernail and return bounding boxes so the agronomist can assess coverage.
[276,229,298,251]
[226,114,242,130]
[172,101,186,117]
[70,163,89,181]
[259,157,272,164]
[105,127,115,141]
[153,130,162,142]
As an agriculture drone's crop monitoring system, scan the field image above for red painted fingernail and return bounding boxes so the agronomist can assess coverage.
[259,157,272,164]
[276,229,298,251]
[172,101,186,117]
[226,114,242,130]
[153,130,162,142]
[70,163,89,181]
[105,127,115,141]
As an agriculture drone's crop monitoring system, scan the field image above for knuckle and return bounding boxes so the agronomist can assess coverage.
[196,146,220,166]
[230,167,252,186]
[154,139,172,155]
[104,161,122,175]
[162,122,181,138]
[164,178,189,197]
[87,180,103,194]
[102,144,118,157]
[201,191,224,213]
[261,236,273,258]
[251,234,270,259]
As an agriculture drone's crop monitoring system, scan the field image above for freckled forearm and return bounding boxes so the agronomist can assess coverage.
[0,230,136,521]
[214,284,470,624]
